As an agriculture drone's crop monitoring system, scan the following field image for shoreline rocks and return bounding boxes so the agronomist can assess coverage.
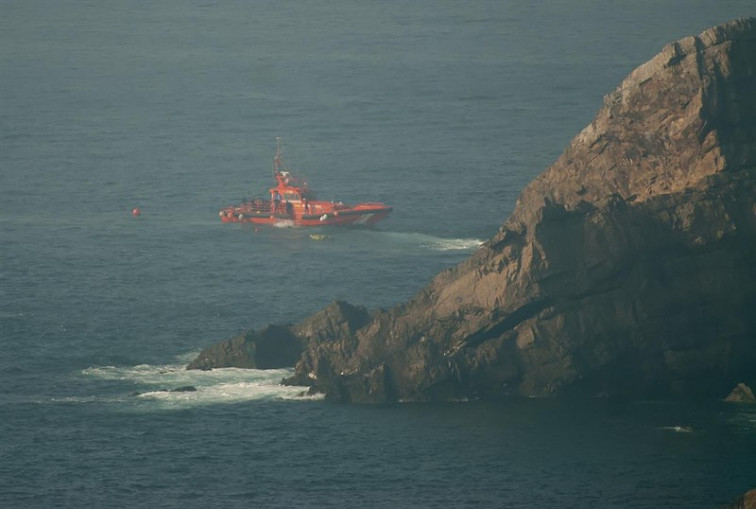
[721,489,756,509]
[724,383,756,404]
[186,301,370,371]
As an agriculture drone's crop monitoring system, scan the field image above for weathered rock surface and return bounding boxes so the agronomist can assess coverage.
[724,383,756,404]
[186,324,300,370]
[721,489,756,509]
[186,301,370,371]
[282,18,756,402]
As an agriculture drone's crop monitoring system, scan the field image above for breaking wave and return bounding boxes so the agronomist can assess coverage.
[726,407,756,434]
[660,425,695,434]
[77,359,319,410]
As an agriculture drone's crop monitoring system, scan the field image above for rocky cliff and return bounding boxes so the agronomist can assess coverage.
[284,18,756,402]
[189,18,756,404]
[721,488,756,509]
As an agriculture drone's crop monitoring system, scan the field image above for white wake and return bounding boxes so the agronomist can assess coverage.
[378,231,484,251]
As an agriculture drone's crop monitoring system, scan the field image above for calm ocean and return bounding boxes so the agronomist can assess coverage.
[1,1,754,507]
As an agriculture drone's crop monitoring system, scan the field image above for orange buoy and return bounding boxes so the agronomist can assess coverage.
[131,207,141,217]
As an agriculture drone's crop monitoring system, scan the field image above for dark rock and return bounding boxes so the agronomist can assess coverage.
[186,301,369,371]
[186,324,301,370]
[724,383,756,404]
[286,18,756,403]
[292,300,370,344]
[171,386,197,392]
[132,386,198,396]
[283,301,371,388]
[721,489,756,509]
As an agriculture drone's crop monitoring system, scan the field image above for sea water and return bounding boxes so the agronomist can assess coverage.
[1,1,755,507]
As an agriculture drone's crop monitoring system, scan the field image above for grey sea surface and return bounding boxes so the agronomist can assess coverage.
[1,2,754,507]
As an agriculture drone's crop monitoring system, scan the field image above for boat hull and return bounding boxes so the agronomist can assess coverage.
[220,204,392,227]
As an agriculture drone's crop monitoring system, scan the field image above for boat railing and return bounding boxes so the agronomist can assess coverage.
[237,199,301,216]
[239,199,273,215]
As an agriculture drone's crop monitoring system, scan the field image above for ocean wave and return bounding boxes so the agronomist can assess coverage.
[79,362,319,409]
[727,409,756,434]
[135,380,314,407]
[659,425,695,433]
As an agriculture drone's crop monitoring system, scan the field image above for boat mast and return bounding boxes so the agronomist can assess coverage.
[273,137,283,176]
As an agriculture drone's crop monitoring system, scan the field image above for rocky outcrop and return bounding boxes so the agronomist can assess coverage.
[186,324,301,370]
[186,301,370,371]
[721,489,756,509]
[284,18,756,402]
[725,383,756,404]
[291,300,371,345]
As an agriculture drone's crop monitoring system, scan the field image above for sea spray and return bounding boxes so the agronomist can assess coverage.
[79,363,319,410]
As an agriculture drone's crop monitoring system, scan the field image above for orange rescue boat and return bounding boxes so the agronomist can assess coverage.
[219,139,393,227]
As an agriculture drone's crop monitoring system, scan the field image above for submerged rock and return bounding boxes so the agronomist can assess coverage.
[131,385,197,396]
[171,386,198,393]
[284,18,756,402]
[724,383,756,404]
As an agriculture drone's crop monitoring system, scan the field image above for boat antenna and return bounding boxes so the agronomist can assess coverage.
[273,137,282,176]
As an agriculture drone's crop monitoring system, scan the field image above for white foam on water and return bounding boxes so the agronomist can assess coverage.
[422,237,485,251]
[80,361,320,410]
[82,362,288,385]
[727,411,756,434]
[660,425,695,433]
[378,231,484,251]
[135,380,313,407]
[47,395,99,404]
[273,219,295,228]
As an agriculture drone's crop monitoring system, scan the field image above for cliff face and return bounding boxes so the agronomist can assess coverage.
[287,18,756,402]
